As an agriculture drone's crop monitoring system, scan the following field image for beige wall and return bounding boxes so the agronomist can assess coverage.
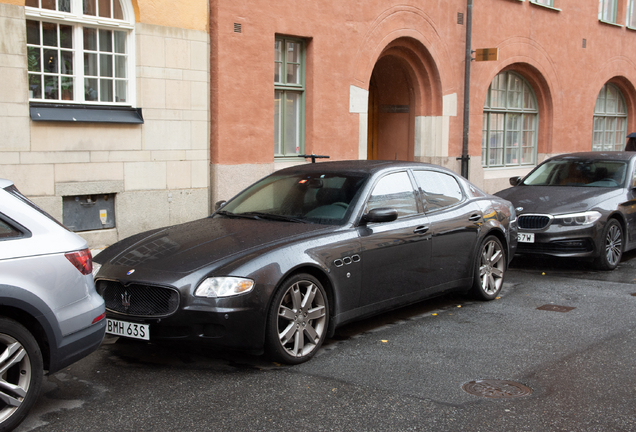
[134,0,208,31]
[0,1,209,248]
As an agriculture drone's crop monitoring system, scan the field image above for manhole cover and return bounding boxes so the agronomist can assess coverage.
[462,379,532,398]
[537,304,575,313]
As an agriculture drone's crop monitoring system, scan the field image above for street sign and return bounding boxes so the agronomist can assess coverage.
[474,48,499,62]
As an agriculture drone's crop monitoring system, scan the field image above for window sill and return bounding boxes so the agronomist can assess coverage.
[29,103,144,124]
[483,165,536,180]
[598,19,623,28]
[529,1,561,12]
[627,25,636,32]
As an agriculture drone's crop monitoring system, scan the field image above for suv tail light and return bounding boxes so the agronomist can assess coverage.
[65,248,93,275]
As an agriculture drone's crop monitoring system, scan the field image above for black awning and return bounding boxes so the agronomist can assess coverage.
[30,103,144,124]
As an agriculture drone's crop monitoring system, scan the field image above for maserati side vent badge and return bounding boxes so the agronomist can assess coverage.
[127,269,135,275]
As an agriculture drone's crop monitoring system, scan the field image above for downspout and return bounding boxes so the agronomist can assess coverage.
[460,0,473,179]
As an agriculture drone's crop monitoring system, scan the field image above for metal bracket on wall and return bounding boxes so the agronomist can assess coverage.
[298,154,330,163]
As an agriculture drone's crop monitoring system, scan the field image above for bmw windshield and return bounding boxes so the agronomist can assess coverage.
[523,160,627,188]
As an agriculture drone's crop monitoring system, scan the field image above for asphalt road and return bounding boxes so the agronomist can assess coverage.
[16,251,636,432]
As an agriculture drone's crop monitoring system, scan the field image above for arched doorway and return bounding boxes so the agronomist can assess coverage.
[366,38,441,162]
[367,55,415,161]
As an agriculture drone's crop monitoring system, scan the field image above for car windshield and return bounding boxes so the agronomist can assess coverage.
[216,172,369,225]
[523,160,627,188]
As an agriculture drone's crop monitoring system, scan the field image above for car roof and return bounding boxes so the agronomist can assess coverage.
[274,159,456,176]
[0,179,14,189]
[547,151,636,162]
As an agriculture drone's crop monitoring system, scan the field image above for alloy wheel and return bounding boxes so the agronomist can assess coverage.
[479,238,505,296]
[605,223,622,267]
[276,279,327,359]
[0,334,32,424]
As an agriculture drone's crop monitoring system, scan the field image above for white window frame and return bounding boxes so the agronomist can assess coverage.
[25,0,136,106]
[529,0,561,11]
[599,0,618,24]
[530,0,553,6]
[275,36,306,158]
[482,71,539,169]
[628,0,636,28]
[592,83,627,151]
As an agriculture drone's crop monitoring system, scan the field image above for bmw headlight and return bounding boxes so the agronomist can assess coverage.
[194,277,255,298]
[552,211,601,226]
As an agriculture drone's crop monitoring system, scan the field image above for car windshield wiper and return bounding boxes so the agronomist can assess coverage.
[215,210,260,220]
[239,212,307,223]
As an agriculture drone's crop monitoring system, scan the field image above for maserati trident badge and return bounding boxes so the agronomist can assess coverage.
[127,269,135,275]
[121,292,131,312]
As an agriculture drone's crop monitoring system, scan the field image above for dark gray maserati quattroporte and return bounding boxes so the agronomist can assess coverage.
[94,160,517,364]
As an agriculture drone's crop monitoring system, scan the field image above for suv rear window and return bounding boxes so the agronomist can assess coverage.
[0,217,22,239]
[4,185,68,230]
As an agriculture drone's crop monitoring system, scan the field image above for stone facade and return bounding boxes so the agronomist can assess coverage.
[0,1,209,248]
[3,0,636,247]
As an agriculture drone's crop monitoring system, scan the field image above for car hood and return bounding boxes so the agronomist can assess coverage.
[495,186,622,215]
[99,217,332,274]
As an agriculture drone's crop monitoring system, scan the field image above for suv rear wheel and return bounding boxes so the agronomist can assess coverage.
[0,317,43,432]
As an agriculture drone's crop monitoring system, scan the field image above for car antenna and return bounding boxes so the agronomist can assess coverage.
[298,154,330,163]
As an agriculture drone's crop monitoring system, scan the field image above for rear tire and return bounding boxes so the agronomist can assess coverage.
[470,235,506,300]
[0,317,43,432]
[265,274,329,365]
[595,219,623,271]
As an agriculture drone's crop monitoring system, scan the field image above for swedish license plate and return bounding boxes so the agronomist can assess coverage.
[106,318,150,340]
[518,232,535,243]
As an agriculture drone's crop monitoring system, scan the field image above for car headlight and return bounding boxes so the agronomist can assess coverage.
[552,211,602,226]
[194,277,255,298]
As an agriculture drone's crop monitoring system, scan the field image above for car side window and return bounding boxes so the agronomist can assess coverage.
[0,216,23,240]
[413,171,463,211]
[365,172,418,217]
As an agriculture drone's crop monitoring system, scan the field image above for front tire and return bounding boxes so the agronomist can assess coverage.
[0,318,43,432]
[470,235,506,300]
[265,274,329,365]
[595,219,623,271]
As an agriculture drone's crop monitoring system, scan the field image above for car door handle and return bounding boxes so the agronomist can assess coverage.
[414,226,429,234]
[468,213,482,222]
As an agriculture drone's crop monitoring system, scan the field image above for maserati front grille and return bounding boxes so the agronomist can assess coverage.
[96,280,180,317]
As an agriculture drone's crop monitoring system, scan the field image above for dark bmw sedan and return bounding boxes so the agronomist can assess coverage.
[94,160,516,363]
[495,152,636,270]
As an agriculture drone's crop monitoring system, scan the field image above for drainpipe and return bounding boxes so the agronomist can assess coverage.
[460,0,473,179]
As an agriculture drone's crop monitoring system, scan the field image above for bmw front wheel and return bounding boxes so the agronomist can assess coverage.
[470,235,506,300]
[0,318,43,432]
[265,274,329,365]
[595,219,623,271]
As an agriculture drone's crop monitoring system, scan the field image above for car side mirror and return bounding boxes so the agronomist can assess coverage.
[214,200,227,211]
[509,176,522,186]
[361,208,398,225]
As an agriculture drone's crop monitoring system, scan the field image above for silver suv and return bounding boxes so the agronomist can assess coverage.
[0,179,105,431]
